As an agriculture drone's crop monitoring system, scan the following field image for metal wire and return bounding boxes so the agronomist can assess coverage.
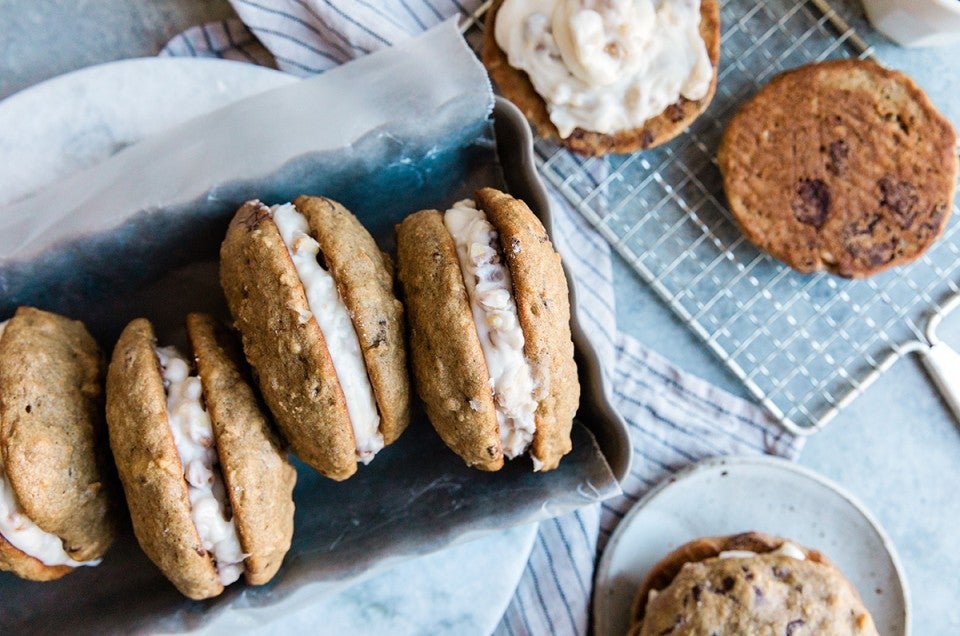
[466,0,960,435]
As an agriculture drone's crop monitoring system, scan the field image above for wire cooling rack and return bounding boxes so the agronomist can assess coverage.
[464,1,960,434]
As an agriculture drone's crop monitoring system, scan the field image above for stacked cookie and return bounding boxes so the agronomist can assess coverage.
[629,532,878,635]
[107,314,296,599]
[219,196,410,481]
[0,188,581,599]
[396,188,579,471]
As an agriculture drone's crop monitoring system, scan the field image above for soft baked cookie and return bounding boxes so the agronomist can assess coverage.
[483,0,721,156]
[220,195,409,481]
[719,59,958,278]
[396,187,579,471]
[106,315,296,599]
[629,532,878,636]
[0,306,116,581]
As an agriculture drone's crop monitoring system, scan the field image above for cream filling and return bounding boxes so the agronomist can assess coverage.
[719,541,807,561]
[272,203,384,464]
[0,473,100,568]
[444,200,541,465]
[156,346,244,586]
[495,0,712,138]
[0,318,100,568]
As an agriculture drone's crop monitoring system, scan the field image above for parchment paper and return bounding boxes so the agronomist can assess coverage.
[0,20,620,633]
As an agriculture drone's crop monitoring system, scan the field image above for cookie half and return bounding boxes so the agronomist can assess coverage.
[0,307,115,581]
[106,316,296,599]
[629,532,878,636]
[220,196,409,481]
[186,313,296,586]
[483,0,721,156]
[396,187,579,471]
[719,59,958,278]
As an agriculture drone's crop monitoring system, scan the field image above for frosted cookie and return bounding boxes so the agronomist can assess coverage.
[719,59,958,278]
[396,187,579,471]
[629,532,878,636]
[0,306,116,581]
[105,315,296,600]
[483,0,721,156]
[220,196,410,481]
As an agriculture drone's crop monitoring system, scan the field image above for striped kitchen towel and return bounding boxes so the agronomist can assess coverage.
[162,6,802,635]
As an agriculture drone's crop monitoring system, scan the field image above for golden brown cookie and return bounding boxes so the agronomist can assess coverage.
[483,0,721,156]
[719,59,958,278]
[106,316,296,599]
[186,313,296,586]
[629,532,878,636]
[0,306,115,581]
[396,188,579,471]
[220,197,409,481]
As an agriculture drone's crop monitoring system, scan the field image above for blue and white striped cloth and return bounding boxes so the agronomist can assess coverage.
[163,5,802,634]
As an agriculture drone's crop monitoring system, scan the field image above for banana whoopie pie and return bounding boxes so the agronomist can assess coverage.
[219,195,410,481]
[0,307,116,581]
[396,187,579,471]
[629,532,878,636]
[106,314,296,600]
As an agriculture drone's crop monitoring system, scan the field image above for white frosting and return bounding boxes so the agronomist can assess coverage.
[0,473,100,568]
[272,203,384,463]
[156,346,245,586]
[495,0,713,137]
[444,200,540,462]
[719,542,808,561]
[0,316,101,568]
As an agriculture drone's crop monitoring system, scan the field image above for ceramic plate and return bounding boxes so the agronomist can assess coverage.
[0,57,294,205]
[0,56,539,634]
[594,455,909,635]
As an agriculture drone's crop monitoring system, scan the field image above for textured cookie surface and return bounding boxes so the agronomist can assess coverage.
[395,210,504,471]
[477,188,579,471]
[220,201,357,481]
[294,195,410,446]
[0,306,115,580]
[630,532,878,636]
[187,313,296,586]
[482,0,720,156]
[719,59,958,278]
[106,318,222,600]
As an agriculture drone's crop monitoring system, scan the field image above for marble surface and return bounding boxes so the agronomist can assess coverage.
[2,0,960,634]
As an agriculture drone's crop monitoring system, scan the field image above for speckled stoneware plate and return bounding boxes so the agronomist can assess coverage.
[593,455,909,636]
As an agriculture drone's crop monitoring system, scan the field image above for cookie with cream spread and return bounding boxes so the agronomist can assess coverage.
[219,195,410,481]
[0,306,116,582]
[396,187,579,471]
[483,0,721,156]
[105,315,296,599]
[629,532,878,636]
